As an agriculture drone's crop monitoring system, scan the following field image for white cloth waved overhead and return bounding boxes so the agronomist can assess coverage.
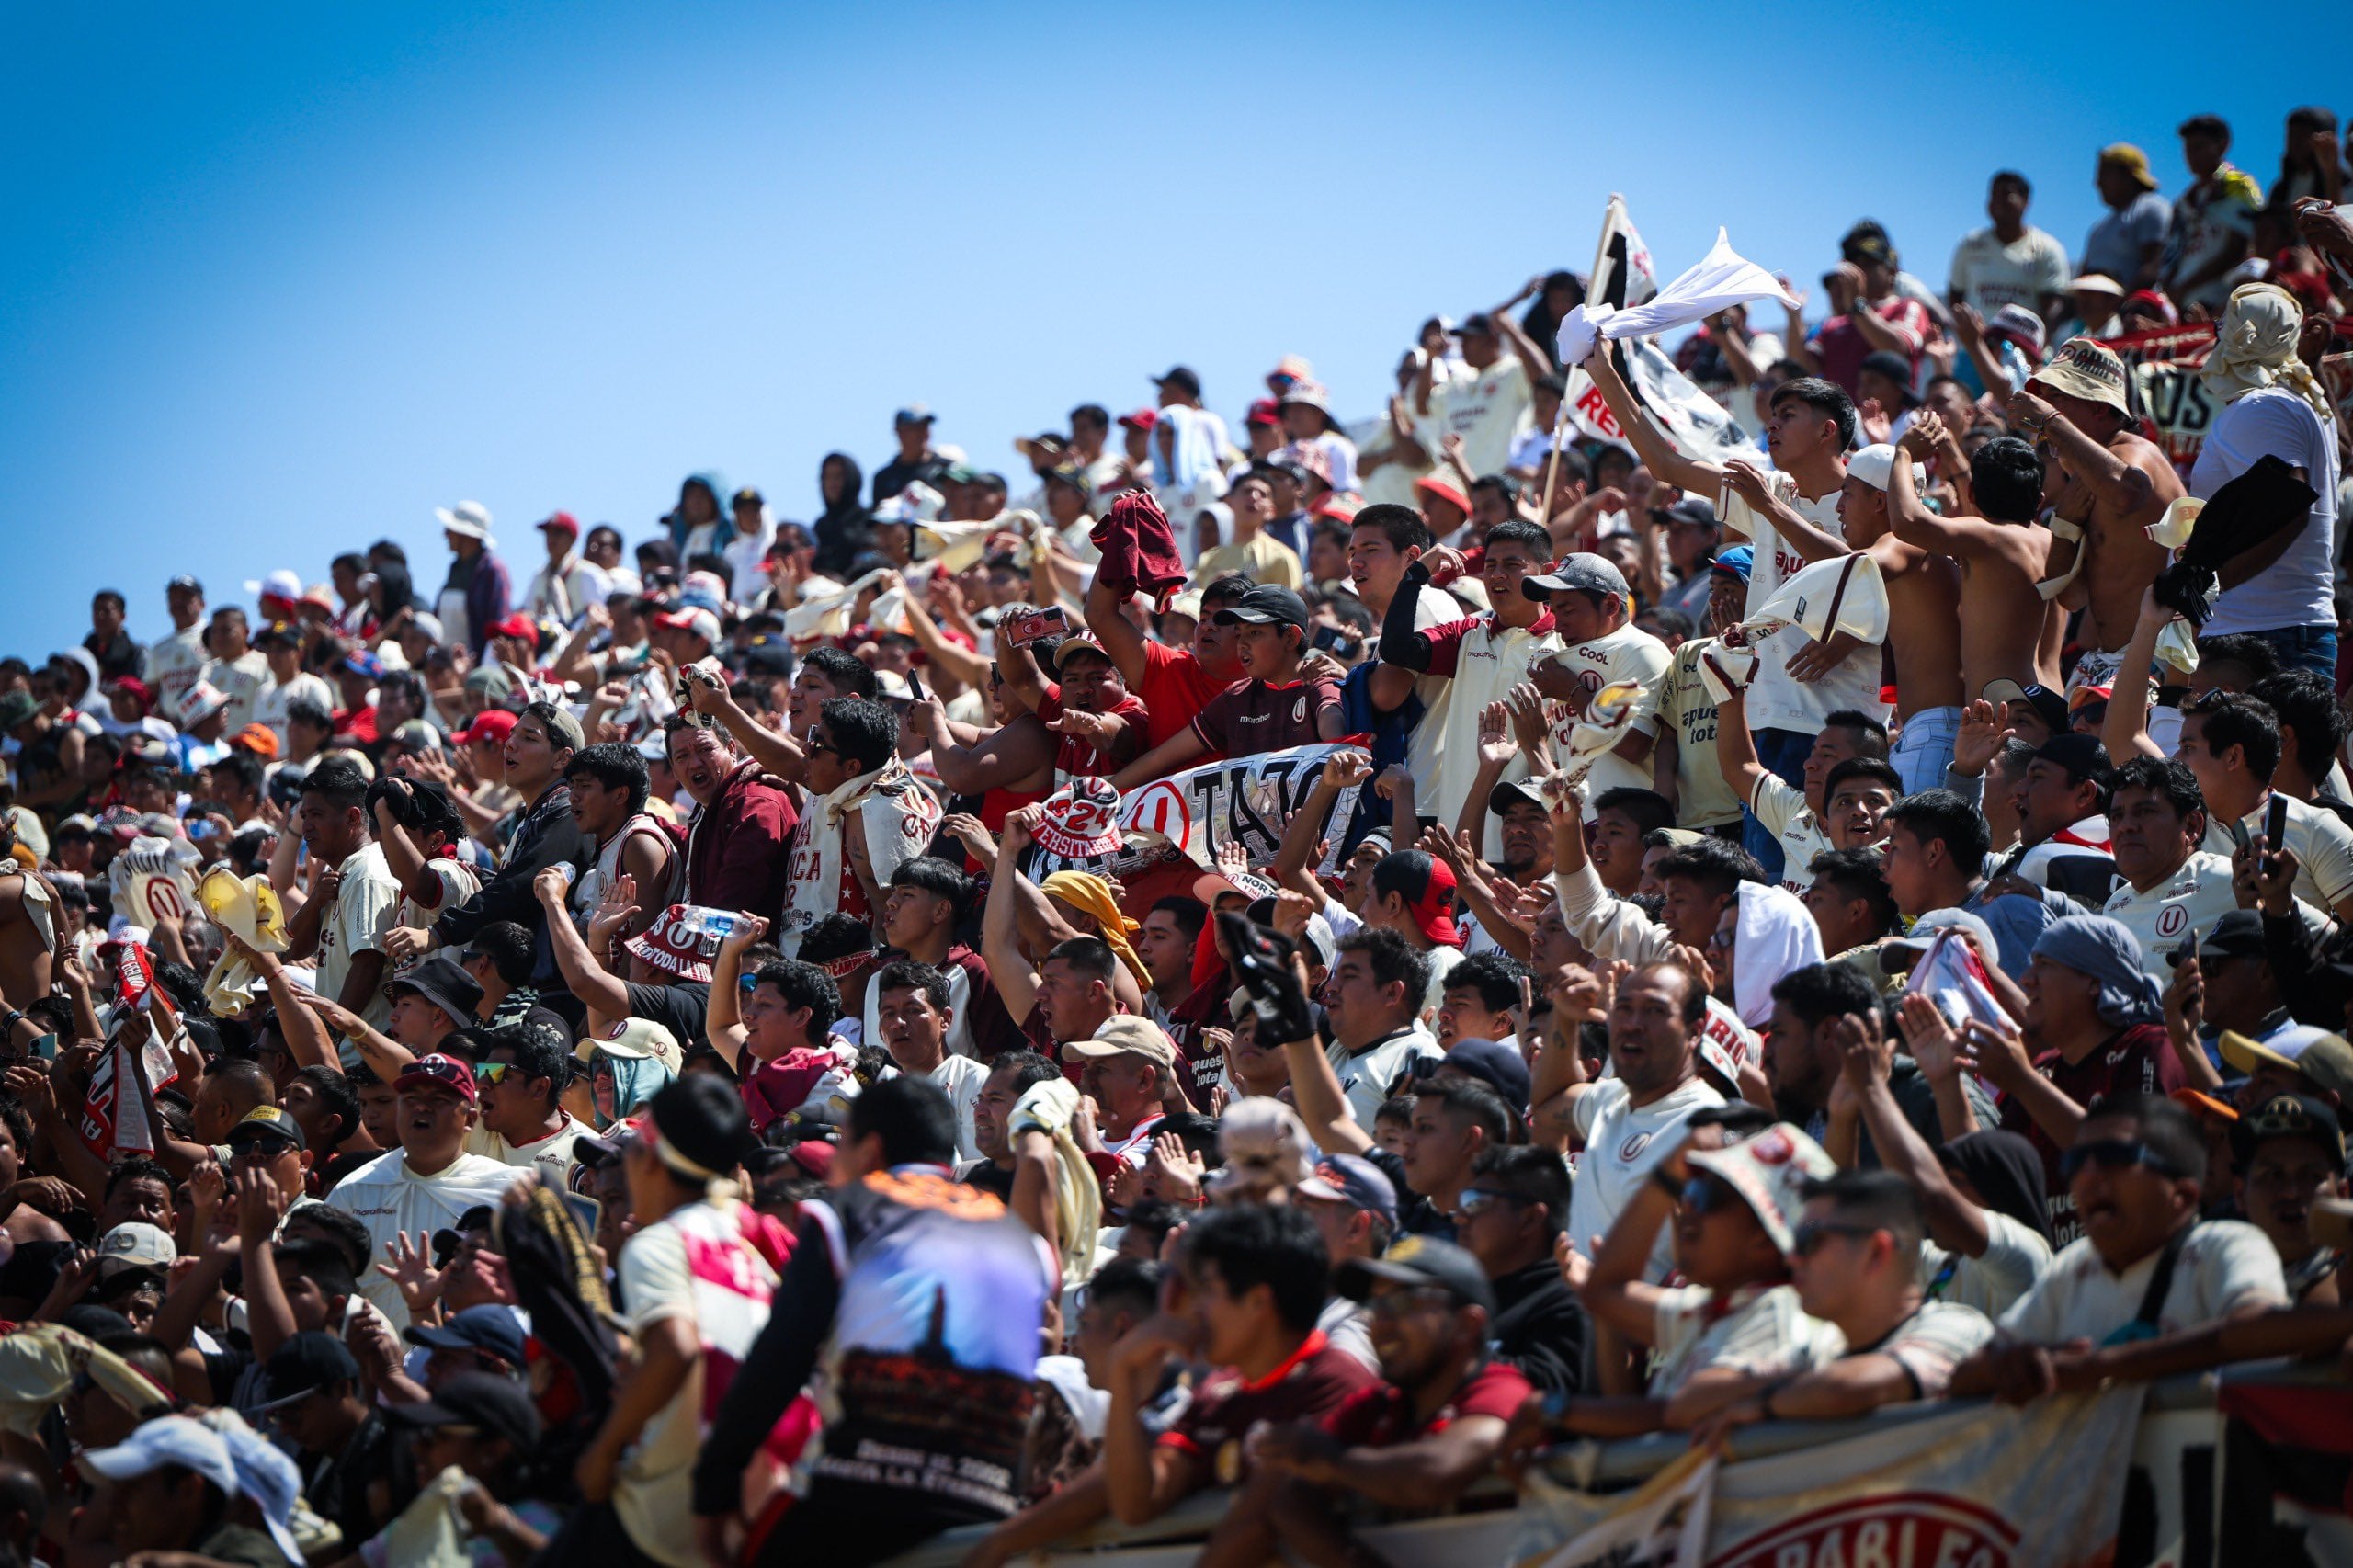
[1555,228,1802,368]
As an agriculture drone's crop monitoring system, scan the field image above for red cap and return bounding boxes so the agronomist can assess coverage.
[1389,853,1463,949]
[106,676,153,710]
[1415,474,1471,515]
[536,510,581,538]
[395,1052,479,1105]
[1245,398,1282,427]
[451,709,517,746]
[1117,407,1158,430]
[489,614,539,643]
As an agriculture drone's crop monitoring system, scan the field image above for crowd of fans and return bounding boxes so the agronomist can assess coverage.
[0,108,2349,1568]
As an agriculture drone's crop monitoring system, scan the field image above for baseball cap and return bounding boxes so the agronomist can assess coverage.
[228,1104,305,1152]
[1487,777,1546,817]
[2071,272,2126,300]
[1856,350,1920,404]
[83,1415,239,1494]
[1521,552,1631,602]
[341,648,388,683]
[1451,312,1498,339]
[461,665,518,704]
[1117,407,1158,431]
[1242,896,1337,971]
[2231,1092,2345,1167]
[1709,545,1754,583]
[203,1411,307,1566]
[588,1017,686,1076]
[536,510,581,538]
[1336,1235,1495,1313]
[1294,1153,1399,1230]
[1371,850,1462,949]
[1881,906,1998,958]
[2168,908,2268,967]
[1417,1037,1532,1112]
[404,1303,527,1368]
[166,574,204,596]
[1981,679,2069,735]
[449,709,517,747]
[2099,142,2161,191]
[2220,1028,2353,1097]
[250,619,302,652]
[1151,366,1202,399]
[654,607,722,647]
[228,722,281,759]
[434,500,495,547]
[1063,1015,1177,1069]
[1191,865,1280,908]
[1245,398,1282,428]
[382,1369,543,1452]
[1845,444,1926,493]
[256,1331,361,1409]
[1414,474,1471,515]
[893,404,936,426]
[174,681,231,726]
[1686,1122,1839,1256]
[487,613,539,645]
[96,1222,176,1280]
[1051,635,1114,671]
[385,955,485,1028]
[1658,497,1719,529]
[245,568,303,606]
[1212,585,1310,631]
[394,1052,480,1106]
[2032,733,2110,781]
[1987,304,2047,355]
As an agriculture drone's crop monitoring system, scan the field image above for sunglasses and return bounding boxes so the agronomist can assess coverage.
[1452,1188,1529,1220]
[1790,1219,1880,1257]
[2060,1139,2188,1183]
[474,1062,515,1085]
[1679,1176,1742,1216]
[1363,1285,1455,1321]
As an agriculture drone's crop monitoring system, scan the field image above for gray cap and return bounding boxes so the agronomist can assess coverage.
[1521,551,1630,602]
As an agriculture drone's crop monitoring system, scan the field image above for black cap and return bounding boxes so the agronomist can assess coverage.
[646,1074,753,1182]
[167,575,204,596]
[1153,365,1202,399]
[1656,497,1719,529]
[1984,680,2069,736]
[404,1304,527,1367]
[1336,1235,1495,1313]
[381,1369,543,1450]
[1859,350,1920,403]
[258,1331,362,1408]
[2231,1092,2345,1166]
[385,953,484,1027]
[1453,312,1498,338]
[2032,732,2112,783]
[1212,585,1310,631]
[2170,908,2268,966]
[1414,1038,1531,1112]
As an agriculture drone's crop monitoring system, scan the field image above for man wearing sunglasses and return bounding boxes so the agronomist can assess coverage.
[1705,1170,1995,1432]
[1951,1094,2288,1403]
[468,1022,591,1189]
[1449,1147,1586,1398]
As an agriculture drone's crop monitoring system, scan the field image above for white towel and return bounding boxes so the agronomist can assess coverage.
[1555,227,1802,367]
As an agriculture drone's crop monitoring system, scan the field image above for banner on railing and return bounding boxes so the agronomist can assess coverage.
[1520,1388,2146,1568]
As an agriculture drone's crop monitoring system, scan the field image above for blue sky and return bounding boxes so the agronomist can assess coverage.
[6,2,2350,658]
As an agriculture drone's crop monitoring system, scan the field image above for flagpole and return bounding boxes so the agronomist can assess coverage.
[1540,194,1633,550]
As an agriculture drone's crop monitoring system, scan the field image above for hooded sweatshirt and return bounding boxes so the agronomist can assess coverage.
[813,452,876,577]
[683,759,800,924]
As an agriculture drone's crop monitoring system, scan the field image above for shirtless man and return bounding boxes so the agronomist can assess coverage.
[0,817,58,1011]
[1723,444,1963,794]
[2008,339,2181,701]
[1883,414,2052,699]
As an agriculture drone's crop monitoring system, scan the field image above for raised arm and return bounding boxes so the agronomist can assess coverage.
[1583,343,1723,498]
[1884,414,2007,559]
[2100,589,2170,765]
[535,867,632,1025]
[680,674,806,785]
[2008,392,2153,515]
[1083,574,1153,691]
[1107,723,1208,791]
[894,579,994,691]
[1578,1137,1683,1344]
[1270,751,1367,898]
[1710,686,1771,809]
[1722,460,1849,563]
[1852,1005,1991,1256]
[1276,1004,1373,1157]
[703,915,771,1071]
[981,811,1044,1026]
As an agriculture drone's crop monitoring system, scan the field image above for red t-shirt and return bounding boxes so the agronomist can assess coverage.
[2000,1021,2184,1245]
[1322,1359,1532,1447]
[1137,641,1233,750]
[1160,1333,1379,1483]
[1191,677,1341,758]
[1806,297,1932,395]
[1037,686,1151,779]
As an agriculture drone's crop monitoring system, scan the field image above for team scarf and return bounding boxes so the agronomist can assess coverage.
[778,758,941,955]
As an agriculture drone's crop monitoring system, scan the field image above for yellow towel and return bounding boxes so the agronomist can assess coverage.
[1039,869,1149,990]
[1009,1077,1101,1290]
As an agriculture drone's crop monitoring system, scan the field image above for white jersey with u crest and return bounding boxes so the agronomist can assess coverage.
[1566,1075,1724,1281]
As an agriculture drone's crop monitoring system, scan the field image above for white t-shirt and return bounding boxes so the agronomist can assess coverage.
[315,844,404,1029]
[1651,1281,1839,1396]
[324,1150,521,1330]
[469,1113,594,1189]
[924,1051,992,1163]
[1567,1075,1724,1280]
[1750,773,1832,895]
[2100,851,2242,976]
[615,1199,779,1568]
[142,628,210,710]
[1326,1027,1443,1129]
[1920,1210,2052,1320]
[1429,358,1534,482]
[203,651,272,734]
[1997,1220,2287,1344]
[1859,1299,1997,1399]
[1717,472,1888,733]
[2199,792,2353,915]
[1947,225,2072,318]
[252,672,337,747]
[1419,943,1463,1035]
[1541,623,1673,807]
[2194,389,2339,637]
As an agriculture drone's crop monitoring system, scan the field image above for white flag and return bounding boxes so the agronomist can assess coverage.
[1559,226,1802,369]
[1590,193,1657,311]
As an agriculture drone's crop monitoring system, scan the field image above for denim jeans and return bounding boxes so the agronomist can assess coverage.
[2236,624,2337,679]
[1740,727,1814,881]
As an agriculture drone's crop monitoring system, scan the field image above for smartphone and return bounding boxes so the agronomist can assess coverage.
[1001,605,1071,650]
[28,1033,55,1062]
[563,1190,602,1235]
[2177,933,2198,970]
[2266,793,2290,855]
[1311,624,1354,653]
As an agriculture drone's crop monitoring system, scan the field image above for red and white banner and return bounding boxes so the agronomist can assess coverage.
[1519,1389,2147,1568]
[2099,322,2353,477]
[79,1031,176,1159]
[1022,740,1368,882]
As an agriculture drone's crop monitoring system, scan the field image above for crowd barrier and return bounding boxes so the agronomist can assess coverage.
[881,1365,2352,1567]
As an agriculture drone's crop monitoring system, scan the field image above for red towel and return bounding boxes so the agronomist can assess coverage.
[1091,490,1188,610]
